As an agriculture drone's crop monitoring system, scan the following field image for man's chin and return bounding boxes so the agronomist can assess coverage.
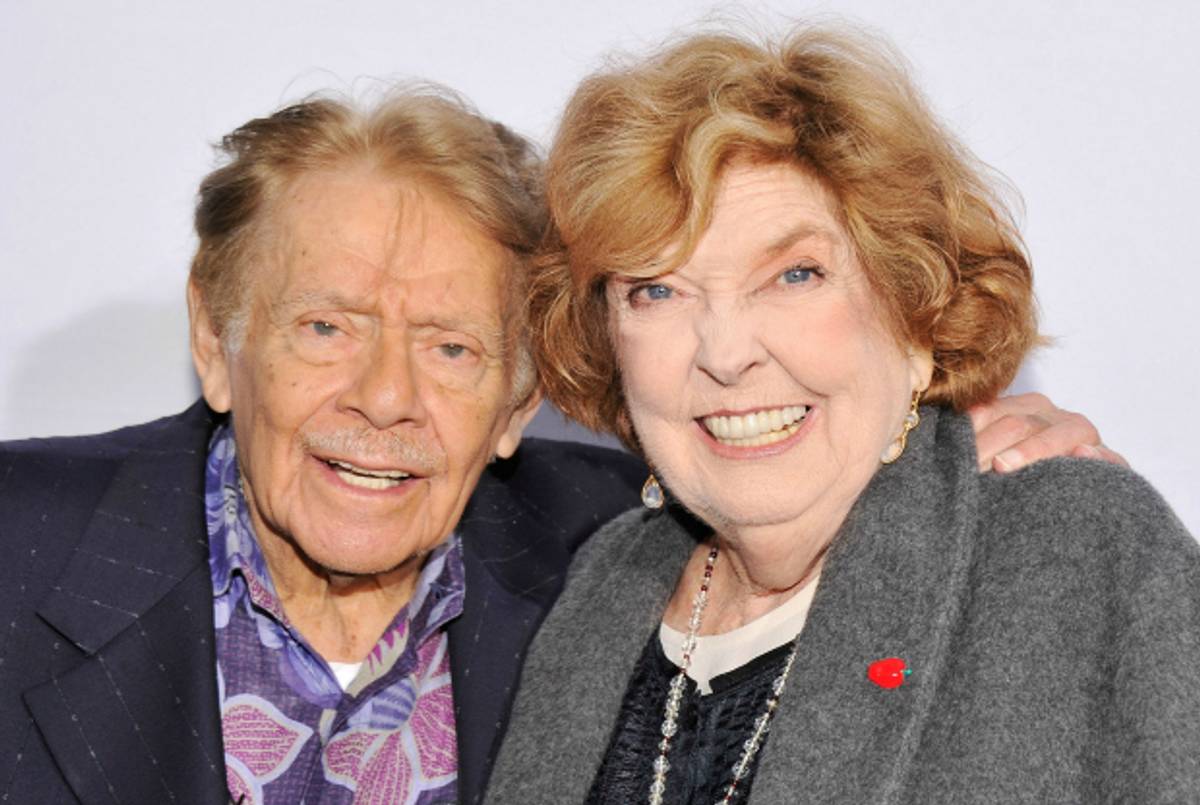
[318,551,431,584]
[294,537,438,588]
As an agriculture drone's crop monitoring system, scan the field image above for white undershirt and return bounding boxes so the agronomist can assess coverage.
[660,573,820,694]
[328,660,364,690]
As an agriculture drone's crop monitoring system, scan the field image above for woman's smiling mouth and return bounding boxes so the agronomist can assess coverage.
[700,405,810,447]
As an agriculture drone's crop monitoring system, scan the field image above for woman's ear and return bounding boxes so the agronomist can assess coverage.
[908,346,935,393]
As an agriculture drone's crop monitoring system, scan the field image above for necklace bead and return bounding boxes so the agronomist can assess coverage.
[648,543,800,805]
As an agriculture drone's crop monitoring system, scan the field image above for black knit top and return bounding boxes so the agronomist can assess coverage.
[585,631,796,805]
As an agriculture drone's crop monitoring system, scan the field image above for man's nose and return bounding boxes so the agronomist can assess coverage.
[339,333,427,430]
[693,304,769,387]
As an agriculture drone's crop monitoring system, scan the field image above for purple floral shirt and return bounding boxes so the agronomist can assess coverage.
[205,424,463,804]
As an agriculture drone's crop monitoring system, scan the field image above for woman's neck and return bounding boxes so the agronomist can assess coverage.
[664,518,832,636]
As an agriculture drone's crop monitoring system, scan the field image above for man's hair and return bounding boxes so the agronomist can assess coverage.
[190,87,545,397]
[531,24,1038,449]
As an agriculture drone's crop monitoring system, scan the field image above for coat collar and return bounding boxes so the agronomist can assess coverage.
[25,402,230,805]
[749,406,981,802]
[487,407,983,804]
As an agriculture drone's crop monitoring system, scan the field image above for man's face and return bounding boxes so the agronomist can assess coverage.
[191,165,537,577]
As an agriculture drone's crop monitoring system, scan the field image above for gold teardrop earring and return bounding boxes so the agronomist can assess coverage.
[881,390,922,465]
[641,473,665,509]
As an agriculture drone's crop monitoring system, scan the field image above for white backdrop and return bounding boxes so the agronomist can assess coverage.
[2,1,1196,537]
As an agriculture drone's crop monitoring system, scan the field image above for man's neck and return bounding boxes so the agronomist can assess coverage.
[257,534,427,662]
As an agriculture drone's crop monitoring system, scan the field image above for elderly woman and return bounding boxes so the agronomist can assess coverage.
[487,25,1200,804]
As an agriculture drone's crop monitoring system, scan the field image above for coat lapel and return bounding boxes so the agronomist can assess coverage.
[25,405,228,805]
[487,409,986,804]
[749,408,980,803]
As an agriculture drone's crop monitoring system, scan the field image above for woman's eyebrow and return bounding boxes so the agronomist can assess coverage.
[763,223,838,257]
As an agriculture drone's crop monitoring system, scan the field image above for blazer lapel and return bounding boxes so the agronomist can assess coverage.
[749,408,981,803]
[448,462,582,805]
[449,546,551,805]
[485,506,703,805]
[449,444,645,805]
[25,406,228,805]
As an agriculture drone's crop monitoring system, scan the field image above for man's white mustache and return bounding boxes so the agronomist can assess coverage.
[301,429,444,474]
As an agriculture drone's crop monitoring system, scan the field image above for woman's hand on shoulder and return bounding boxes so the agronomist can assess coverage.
[968,392,1129,473]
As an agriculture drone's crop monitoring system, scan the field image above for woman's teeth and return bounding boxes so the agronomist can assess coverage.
[327,459,411,490]
[702,405,809,447]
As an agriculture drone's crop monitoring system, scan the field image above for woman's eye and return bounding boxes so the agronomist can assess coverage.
[439,343,467,359]
[779,266,819,286]
[630,283,674,304]
[310,321,339,336]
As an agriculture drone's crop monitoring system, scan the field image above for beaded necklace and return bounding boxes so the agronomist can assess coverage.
[649,544,800,805]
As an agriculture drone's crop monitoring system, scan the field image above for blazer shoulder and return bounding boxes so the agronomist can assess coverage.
[477,438,645,536]
[0,401,218,468]
[1,427,137,467]
[511,437,645,486]
[0,402,218,560]
[458,438,646,582]
[0,432,131,511]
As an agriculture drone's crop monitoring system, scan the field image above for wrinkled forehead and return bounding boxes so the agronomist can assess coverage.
[621,159,855,282]
[247,167,518,316]
[706,163,848,247]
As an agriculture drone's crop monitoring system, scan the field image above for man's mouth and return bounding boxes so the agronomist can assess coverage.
[323,458,414,490]
[700,405,810,447]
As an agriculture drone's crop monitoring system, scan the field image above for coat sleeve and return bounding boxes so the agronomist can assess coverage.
[1103,486,1200,802]
[997,458,1200,802]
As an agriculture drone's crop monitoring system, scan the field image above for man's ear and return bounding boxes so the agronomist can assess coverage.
[187,280,233,413]
[494,388,543,460]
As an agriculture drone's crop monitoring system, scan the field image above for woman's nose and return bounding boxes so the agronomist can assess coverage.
[693,307,769,386]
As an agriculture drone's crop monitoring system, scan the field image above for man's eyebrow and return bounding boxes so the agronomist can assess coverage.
[272,290,362,314]
[417,315,507,345]
[270,292,510,347]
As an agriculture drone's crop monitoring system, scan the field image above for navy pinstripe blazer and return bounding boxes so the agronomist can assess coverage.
[0,402,643,804]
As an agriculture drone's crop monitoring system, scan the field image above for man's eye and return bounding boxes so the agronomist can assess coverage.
[439,343,467,359]
[310,321,339,336]
[778,266,819,286]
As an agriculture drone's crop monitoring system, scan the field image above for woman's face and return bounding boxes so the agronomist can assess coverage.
[609,162,932,538]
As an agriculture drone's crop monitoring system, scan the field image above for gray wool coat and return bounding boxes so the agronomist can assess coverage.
[486,407,1200,804]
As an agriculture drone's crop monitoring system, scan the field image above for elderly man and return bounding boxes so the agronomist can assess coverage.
[0,90,1113,805]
